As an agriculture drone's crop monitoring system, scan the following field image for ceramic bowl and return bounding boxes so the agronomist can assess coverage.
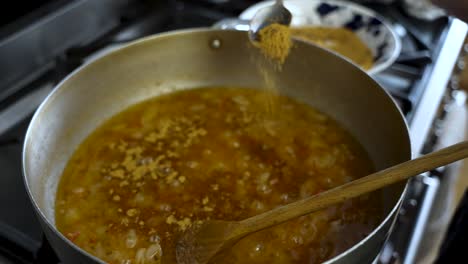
[239,0,401,74]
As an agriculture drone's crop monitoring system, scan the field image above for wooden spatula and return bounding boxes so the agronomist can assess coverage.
[176,141,468,264]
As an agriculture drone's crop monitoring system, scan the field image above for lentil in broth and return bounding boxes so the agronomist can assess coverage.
[55,87,382,264]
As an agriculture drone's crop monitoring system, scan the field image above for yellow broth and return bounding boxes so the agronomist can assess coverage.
[55,87,382,264]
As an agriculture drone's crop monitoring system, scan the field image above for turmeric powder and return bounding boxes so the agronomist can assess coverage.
[254,23,292,66]
[251,23,292,117]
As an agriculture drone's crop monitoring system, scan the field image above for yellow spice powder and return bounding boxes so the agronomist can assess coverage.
[255,23,292,66]
[251,23,292,116]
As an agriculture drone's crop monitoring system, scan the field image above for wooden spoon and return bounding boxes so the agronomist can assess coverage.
[176,141,468,264]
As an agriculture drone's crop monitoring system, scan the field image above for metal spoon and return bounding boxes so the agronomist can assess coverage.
[248,0,292,41]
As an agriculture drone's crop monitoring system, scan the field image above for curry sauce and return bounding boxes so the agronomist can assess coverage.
[55,87,382,264]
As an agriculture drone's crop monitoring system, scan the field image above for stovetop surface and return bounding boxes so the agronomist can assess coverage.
[0,0,465,263]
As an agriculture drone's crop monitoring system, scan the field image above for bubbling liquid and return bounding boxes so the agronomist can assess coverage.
[56,87,382,264]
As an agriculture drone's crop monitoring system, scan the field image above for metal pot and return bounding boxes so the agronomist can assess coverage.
[22,29,411,263]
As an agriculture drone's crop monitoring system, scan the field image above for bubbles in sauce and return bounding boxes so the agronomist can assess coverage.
[55,87,382,264]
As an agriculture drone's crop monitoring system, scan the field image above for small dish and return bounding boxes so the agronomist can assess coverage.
[239,0,402,74]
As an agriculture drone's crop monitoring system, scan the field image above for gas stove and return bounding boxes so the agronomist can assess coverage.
[0,0,466,263]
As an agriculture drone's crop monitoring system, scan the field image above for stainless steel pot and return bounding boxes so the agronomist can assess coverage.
[22,29,411,263]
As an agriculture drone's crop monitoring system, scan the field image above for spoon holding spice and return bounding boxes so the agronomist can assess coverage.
[176,141,468,264]
[248,0,292,41]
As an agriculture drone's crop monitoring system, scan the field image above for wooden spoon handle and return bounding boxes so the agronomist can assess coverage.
[237,141,468,236]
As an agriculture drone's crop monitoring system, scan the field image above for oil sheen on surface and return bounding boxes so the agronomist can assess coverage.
[55,87,382,264]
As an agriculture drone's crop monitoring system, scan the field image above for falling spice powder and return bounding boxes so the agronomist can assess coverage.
[254,23,292,66]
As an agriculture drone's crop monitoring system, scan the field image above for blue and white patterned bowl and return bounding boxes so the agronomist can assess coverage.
[239,0,401,75]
